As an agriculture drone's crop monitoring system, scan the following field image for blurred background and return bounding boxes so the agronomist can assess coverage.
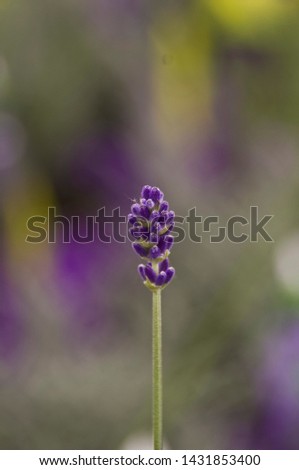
[0,0,299,450]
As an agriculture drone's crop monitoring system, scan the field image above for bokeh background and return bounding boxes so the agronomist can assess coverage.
[0,0,299,450]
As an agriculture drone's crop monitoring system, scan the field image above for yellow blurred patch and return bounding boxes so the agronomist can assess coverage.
[3,170,54,268]
[151,13,214,146]
[205,0,295,36]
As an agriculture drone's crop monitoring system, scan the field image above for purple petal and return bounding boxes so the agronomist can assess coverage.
[156,272,167,286]
[138,264,146,281]
[141,185,151,199]
[167,210,175,222]
[165,235,174,251]
[131,203,141,216]
[160,201,169,212]
[150,221,160,235]
[150,246,161,259]
[150,210,160,221]
[146,199,155,210]
[128,213,137,225]
[140,205,150,219]
[145,264,157,283]
[149,233,158,244]
[160,210,168,220]
[159,258,169,272]
[132,243,148,257]
[150,187,162,203]
[165,267,175,283]
[157,237,167,253]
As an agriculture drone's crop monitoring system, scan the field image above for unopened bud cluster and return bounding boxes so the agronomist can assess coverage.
[128,185,175,290]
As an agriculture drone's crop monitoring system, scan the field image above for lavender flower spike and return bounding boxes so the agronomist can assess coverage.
[128,185,175,291]
[128,186,176,451]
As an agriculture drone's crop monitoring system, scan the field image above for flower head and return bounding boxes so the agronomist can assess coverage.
[128,185,175,290]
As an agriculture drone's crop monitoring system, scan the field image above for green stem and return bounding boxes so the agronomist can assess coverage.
[152,288,162,450]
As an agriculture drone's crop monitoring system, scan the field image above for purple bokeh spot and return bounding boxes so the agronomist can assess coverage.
[249,321,299,449]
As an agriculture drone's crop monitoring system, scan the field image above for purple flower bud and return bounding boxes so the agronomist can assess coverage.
[165,268,175,283]
[159,258,169,272]
[145,264,157,283]
[141,185,151,199]
[158,237,167,254]
[140,205,150,219]
[140,198,147,205]
[150,221,160,235]
[156,272,167,286]
[150,187,162,203]
[167,210,175,222]
[151,246,161,259]
[149,233,158,244]
[132,243,148,258]
[160,210,168,220]
[128,213,137,225]
[160,201,169,212]
[150,210,160,221]
[165,235,174,251]
[146,199,155,210]
[138,264,146,281]
[131,203,141,216]
[165,267,175,283]
[163,222,174,235]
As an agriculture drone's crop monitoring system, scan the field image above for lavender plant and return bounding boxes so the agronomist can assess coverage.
[128,185,175,450]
